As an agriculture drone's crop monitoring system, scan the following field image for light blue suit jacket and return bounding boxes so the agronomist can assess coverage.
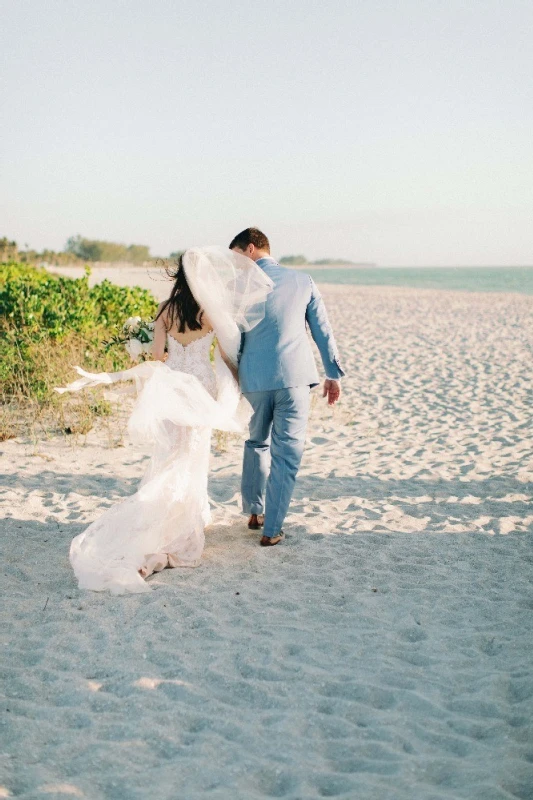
[238,257,345,393]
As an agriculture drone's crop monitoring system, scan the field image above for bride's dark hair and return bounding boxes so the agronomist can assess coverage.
[156,254,203,333]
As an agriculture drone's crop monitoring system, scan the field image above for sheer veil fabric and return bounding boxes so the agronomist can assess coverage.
[183,246,274,364]
[56,248,273,594]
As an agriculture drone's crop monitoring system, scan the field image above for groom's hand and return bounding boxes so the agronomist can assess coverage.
[323,379,341,406]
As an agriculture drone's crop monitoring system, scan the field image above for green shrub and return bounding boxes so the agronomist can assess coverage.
[1,262,158,437]
[1,262,156,339]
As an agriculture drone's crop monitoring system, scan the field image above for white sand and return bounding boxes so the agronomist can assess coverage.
[1,273,532,799]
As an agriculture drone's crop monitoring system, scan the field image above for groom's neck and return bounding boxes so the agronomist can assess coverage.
[253,250,271,262]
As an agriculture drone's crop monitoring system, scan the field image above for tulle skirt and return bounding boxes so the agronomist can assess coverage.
[58,355,250,594]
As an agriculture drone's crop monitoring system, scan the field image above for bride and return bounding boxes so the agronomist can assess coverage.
[57,247,272,594]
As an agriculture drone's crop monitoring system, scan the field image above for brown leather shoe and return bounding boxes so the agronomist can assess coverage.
[248,514,264,530]
[260,532,284,546]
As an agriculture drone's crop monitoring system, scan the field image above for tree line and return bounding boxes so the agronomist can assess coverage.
[0,237,81,266]
[1,236,360,268]
[65,236,151,264]
[279,255,356,266]
[0,235,163,266]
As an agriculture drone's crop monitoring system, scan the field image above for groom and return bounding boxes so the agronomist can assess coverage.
[230,228,345,546]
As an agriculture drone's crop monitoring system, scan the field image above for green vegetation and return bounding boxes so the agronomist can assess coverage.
[312,258,356,265]
[1,235,163,266]
[0,237,83,266]
[0,262,158,440]
[279,255,309,265]
[279,254,356,266]
[65,235,151,264]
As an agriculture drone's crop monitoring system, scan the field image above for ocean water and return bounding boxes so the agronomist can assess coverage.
[305,266,533,295]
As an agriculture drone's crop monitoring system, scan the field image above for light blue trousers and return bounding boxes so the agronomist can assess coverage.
[241,387,311,538]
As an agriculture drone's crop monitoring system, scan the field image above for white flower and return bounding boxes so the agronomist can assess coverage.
[146,321,155,331]
[123,316,142,335]
[125,338,144,361]
[142,341,152,355]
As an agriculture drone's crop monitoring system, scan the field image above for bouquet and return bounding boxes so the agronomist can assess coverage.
[104,316,155,361]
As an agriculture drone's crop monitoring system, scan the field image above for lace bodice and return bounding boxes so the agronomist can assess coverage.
[165,332,217,398]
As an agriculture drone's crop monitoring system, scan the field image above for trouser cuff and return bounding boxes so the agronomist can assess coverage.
[242,502,264,515]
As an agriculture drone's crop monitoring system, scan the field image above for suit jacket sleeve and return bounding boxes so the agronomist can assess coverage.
[305,277,345,380]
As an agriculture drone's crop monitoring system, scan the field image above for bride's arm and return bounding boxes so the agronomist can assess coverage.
[152,304,167,361]
[217,341,238,383]
[203,314,239,382]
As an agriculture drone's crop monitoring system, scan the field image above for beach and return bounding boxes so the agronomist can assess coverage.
[1,273,532,799]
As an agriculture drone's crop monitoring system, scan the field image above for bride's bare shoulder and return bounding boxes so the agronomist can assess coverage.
[155,302,168,324]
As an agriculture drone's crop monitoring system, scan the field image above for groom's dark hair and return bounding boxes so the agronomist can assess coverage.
[229,227,270,253]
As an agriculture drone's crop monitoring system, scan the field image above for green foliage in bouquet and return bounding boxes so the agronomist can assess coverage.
[0,262,158,438]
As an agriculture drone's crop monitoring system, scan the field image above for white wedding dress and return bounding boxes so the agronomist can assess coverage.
[67,332,247,594]
[57,246,273,595]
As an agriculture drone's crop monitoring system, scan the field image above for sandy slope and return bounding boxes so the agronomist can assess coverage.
[1,280,532,799]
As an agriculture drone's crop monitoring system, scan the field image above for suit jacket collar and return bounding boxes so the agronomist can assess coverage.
[257,257,277,269]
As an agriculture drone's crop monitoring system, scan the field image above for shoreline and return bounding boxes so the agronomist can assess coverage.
[45,264,533,298]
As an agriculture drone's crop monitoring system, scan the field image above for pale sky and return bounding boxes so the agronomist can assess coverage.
[2,0,532,266]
